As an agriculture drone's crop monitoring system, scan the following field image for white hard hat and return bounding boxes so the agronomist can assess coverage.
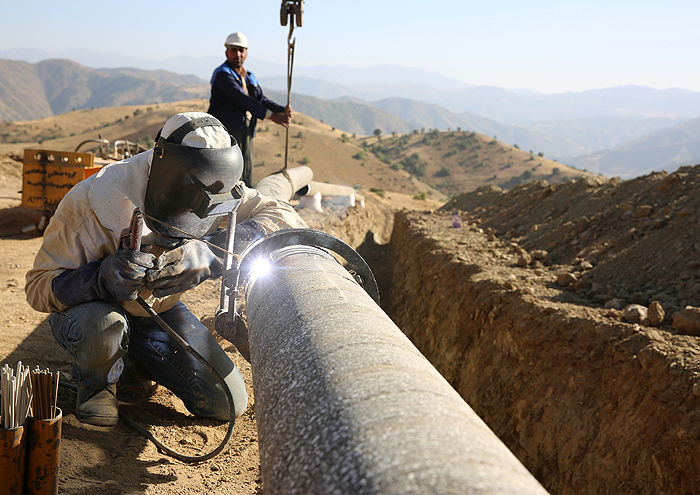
[225,32,248,49]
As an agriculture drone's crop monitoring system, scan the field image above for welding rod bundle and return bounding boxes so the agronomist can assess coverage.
[1,362,32,429]
[1,362,63,495]
[29,367,60,420]
[1,362,61,429]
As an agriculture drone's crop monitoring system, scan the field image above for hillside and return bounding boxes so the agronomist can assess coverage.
[531,116,683,152]
[367,97,589,159]
[4,58,700,181]
[567,116,700,177]
[0,100,594,200]
[357,128,594,197]
[0,100,442,200]
[387,164,700,493]
[265,90,412,136]
[0,58,208,121]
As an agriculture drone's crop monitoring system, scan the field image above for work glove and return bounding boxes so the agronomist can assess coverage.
[98,250,156,302]
[51,250,156,307]
[145,240,223,297]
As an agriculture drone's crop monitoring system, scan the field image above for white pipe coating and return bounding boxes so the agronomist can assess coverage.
[254,166,314,201]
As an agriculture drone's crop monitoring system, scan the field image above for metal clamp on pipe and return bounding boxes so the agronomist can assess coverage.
[214,227,378,361]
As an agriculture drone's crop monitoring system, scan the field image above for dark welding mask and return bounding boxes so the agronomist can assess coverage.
[144,116,244,239]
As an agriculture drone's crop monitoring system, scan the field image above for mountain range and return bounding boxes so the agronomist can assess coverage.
[1,54,700,178]
[0,58,207,121]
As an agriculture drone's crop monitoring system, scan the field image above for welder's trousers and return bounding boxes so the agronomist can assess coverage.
[49,301,248,419]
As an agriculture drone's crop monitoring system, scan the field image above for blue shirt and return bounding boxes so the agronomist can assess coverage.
[207,61,285,136]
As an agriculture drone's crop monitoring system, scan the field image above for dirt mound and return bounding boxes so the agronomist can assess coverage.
[385,205,699,493]
[442,165,700,320]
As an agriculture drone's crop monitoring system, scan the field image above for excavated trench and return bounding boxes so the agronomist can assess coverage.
[324,201,699,495]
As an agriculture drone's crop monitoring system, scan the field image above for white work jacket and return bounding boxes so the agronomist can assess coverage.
[25,149,307,316]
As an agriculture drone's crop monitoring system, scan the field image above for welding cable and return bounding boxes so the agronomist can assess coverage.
[120,296,237,463]
[118,209,237,463]
[56,295,238,463]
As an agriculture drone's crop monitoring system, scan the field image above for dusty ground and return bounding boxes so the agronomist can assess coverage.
[0,154,434,494]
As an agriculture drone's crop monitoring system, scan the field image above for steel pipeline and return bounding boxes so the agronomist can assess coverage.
[243,243,549,494]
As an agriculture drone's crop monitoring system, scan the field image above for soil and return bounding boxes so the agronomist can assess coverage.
[1,149,698,494]
[384,166,699,494]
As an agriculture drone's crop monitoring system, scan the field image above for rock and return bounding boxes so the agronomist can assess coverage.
[517,251,532,267]
[556,272,577,287]
[647,301,665,327]
[604,298,625,310]
[672,306,700,336]
[531,249,549,260]
[635,205,653,217]
[577,260,593,271]
[622,304,648,324]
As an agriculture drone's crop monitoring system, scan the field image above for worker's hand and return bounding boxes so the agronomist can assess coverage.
[270,112,291,128]
[145,240,223,297]
[284,105,293,119]
[98,250,156,302]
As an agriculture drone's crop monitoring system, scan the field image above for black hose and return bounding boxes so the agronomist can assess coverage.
[118,209,237,462]
[60,297,238,463]
[58,304,237,463]
[123,296,236,463]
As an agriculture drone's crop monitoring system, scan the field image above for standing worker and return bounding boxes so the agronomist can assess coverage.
[25,112,307,427]
[208,32,292,187]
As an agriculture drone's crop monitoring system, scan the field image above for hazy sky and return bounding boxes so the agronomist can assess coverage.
[2,0,699,94]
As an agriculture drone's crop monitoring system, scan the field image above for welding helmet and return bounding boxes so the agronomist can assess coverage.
[144,112,243,239]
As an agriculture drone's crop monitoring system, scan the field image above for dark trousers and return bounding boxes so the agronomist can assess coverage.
[49,301,248,419]
[229,128,254,187]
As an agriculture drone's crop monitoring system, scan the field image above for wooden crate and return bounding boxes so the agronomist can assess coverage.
[21,149,102,213]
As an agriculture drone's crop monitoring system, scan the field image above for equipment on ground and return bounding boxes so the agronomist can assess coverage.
[21,138,147,232]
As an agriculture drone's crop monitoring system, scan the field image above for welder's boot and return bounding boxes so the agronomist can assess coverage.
[117,369,158,402]
[75,384,118,427]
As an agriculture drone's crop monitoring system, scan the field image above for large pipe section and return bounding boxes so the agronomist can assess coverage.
[298,180,365,208]
[245,245,548,495]
[254,165,313,200]
[297,180,354,197]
